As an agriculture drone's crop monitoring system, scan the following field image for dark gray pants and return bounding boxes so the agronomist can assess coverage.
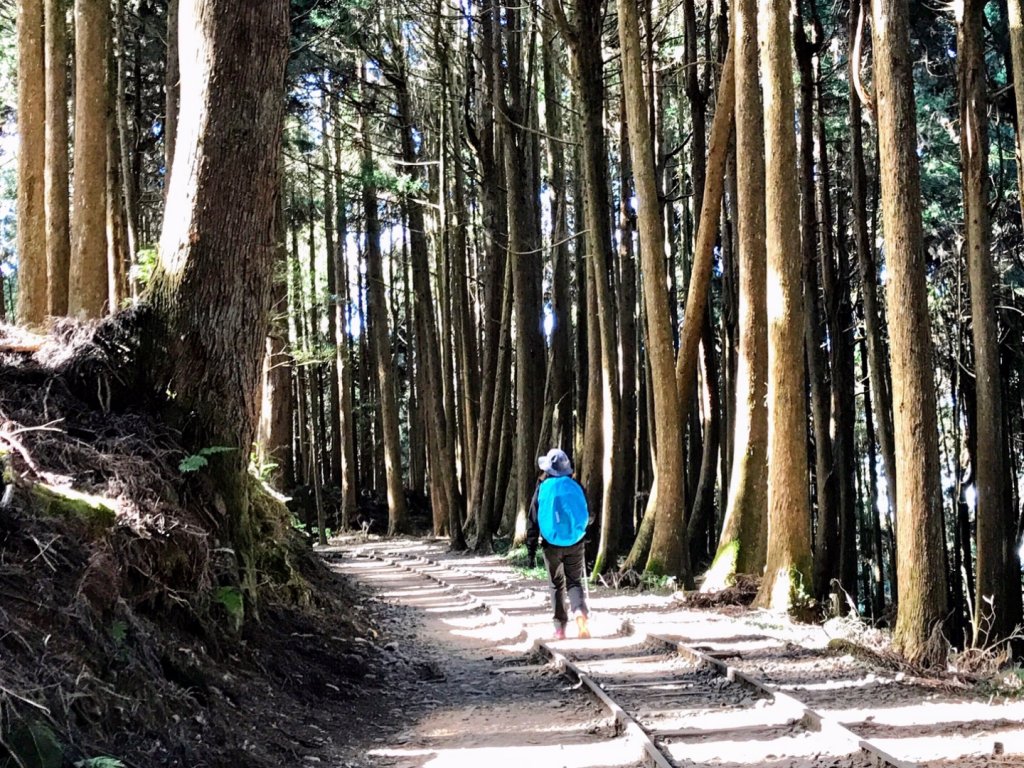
[542,539,589,625]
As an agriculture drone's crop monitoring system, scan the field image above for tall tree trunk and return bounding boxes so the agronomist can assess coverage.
[334,192,358,528]
[618,96,639,545]
[754,0,813,611]
[113,0,138,270]
[958,0,1019,644]
[1008,0,1024,227]
[165,0,178,187]
[818,56,859,614]
[540,9,573,458]
[468,0,508,552]
[17,0,47,324]
[359,71,409,535]
[872,0,949,665]
[148,0,288,609]
[850,0,897,556]
[258,199,294,492]
[618,0,690,581]
[551,0,623,574]
[796,23,839,604]
[672,48,735,449]
[69,0,109,318]
[393,58,465,550]
[499,0,545,545]
[44,0,70,317]
[706,0,767,590]
[106,75,128,312]
[320,85,343,489]
[859,333,888,619]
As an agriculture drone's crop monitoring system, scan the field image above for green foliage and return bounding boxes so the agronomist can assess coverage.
[129,247,159,288]
[505,545,547,580]
[109,620,128,645]
[178,446,236,474]
[74,758,126,768]
[0,722,62,768]
[214,586,245,632]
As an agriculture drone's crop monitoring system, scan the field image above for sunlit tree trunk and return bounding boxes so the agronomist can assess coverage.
[17,0,47,325]
[872,0,949,665]
[618,0,689,580]
[958,0,1020,644]
[706,0,767,590]
[754,0,813,611]
[69,0,109,318]
[148,0,288,608]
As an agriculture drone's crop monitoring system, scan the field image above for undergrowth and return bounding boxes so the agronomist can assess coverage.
[0,321,382,768]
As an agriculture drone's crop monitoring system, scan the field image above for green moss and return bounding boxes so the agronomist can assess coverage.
[702,540,740,592]
[32,484,117,535]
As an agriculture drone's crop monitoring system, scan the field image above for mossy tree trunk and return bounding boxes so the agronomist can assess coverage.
[148,0,289,609]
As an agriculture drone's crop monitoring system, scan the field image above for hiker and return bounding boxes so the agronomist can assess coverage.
[526,448,592,640]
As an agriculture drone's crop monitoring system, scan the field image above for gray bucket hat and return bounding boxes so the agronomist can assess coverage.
[538,448,573,477]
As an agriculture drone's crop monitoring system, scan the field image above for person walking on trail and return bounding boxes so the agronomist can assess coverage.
[526,448,592,640]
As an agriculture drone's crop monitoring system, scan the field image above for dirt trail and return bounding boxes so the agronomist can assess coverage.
[325,537,1024,768]
[323,544,640,768]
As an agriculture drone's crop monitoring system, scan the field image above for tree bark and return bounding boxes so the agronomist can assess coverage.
[69,0,109,318]
[148,0,288,607]
[850,0,897,557]
[618,0,690,581]
[872,0,949,665]
[706,0,767,590]
[44,0,70,317]
[754,0,813,611]
[358,70,409,535]
[958,0,1019,644]
[17,0,47,325]
[165,0,178,188]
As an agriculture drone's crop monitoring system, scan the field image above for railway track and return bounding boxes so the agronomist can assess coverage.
[333,542,924,768]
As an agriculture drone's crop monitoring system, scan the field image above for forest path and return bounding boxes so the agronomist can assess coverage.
[320,537,1024,768]
[321,538,640,768]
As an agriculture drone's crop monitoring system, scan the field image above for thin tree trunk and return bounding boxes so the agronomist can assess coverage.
[796,24,839,605]
[69,0,109,318]
[958,0,1019,644]
[359,70,409,535]
[164,0,178,188]
[44,0,70,317]
[850,0,898,557]
[17,0,47,324]
[113,0,138,271]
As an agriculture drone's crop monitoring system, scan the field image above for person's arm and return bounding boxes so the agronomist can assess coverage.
[526,479,542,566]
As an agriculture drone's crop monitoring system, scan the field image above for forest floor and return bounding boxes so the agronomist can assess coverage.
[324,538,1024,768]
[2,321,1023,768]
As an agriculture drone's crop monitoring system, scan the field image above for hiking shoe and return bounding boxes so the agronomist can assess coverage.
[553,624,566,640]
[575,614,591,639]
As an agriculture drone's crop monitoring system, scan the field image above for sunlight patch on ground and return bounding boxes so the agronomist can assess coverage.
[824,698,1024,728]
[368,738,640,767]
[662,731,858,763]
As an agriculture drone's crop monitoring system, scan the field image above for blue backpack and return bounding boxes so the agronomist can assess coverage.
[537,476,589,547]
